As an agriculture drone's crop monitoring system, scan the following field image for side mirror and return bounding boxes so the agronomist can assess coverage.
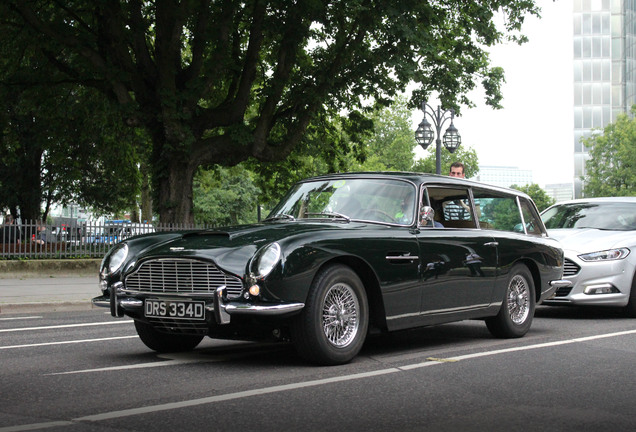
[419,206,435,226]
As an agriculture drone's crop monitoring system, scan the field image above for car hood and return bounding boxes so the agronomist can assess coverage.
[128,221,357,277]
[547,228,635,253]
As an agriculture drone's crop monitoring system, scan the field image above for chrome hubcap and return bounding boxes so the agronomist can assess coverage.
[322,283,359,347]
[508,274,530,325]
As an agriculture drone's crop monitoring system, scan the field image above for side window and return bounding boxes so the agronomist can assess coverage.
[426,186,475,228]
[473,189,523,232]
[519,198,546,236]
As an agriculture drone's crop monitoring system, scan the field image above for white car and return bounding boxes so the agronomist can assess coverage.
[541,197,636,316]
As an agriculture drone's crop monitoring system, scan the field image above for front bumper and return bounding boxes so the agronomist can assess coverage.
[92,284,304,324]
[543,252,635,307]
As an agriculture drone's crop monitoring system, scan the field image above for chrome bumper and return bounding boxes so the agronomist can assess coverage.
[541,279,572,302]
[92,285,304,324]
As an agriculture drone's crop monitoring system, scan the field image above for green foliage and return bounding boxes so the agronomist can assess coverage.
[509,183,555,211]
[350,96,417,172]
[193,165,261,227]
[2,1,540,223]
[411,145,480,178]
[582,106,636,197]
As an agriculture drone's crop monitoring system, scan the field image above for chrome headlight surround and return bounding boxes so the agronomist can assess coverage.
[102,243,129,275]
[250,242,281,279]
[578,248,630,262]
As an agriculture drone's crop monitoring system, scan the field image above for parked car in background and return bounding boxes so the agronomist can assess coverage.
[541,197,636,316]
[94,172,567,365]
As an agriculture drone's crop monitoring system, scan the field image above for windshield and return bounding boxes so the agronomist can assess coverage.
[267,178,417,225]
[541,201,636,231]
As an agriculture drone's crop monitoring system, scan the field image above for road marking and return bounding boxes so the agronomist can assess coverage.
[47,346,285,375]
[2,328,636,432]
[0,336,137,350]
[0,320,133,333]
[0,316,42,321]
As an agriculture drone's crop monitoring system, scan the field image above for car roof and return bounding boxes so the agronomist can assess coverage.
[302,171,532,199]
[549,197,636,206]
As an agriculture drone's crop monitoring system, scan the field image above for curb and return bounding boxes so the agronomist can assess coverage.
[0,301,96,314]
[0,259,101,279]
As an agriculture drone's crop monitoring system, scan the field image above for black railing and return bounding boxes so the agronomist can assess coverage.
[0,220,211,259]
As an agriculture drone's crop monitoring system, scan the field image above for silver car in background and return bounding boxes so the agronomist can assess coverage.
[541,197,636,316]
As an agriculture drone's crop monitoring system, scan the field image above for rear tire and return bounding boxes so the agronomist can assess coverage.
[486,264,535,338]
[134,320,204,353]
[291,264,368,365]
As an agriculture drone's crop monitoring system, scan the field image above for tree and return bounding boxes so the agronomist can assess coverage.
[582,107,636,197]
[193,165,260,226]
[411,145,480,178]
[510,183,555,211]
[349,95,417,172]
[5,1,540,223]
[0,10,148,222]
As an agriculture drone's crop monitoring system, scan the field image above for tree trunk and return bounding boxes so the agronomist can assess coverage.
[140,162,153,223]
[156,158,196,225]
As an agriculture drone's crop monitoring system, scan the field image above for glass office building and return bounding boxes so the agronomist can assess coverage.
[573,0,636,197]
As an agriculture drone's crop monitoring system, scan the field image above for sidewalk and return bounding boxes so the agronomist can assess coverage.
[0,259,101,314]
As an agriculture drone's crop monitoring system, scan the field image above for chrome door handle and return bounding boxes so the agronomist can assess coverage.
[484,242,498,247]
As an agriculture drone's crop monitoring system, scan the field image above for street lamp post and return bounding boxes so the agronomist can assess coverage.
[414,101,461,174]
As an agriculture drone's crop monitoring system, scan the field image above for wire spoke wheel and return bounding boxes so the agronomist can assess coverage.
[507,274,530,325]
[291,264,368,365]
[322,283,360,348]
[486,263,535,338]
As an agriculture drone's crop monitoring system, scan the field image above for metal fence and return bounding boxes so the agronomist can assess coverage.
[0,220,209,259]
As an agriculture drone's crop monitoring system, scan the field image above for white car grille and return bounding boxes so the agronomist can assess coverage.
[563,258,581,277]
[124,258,243,298]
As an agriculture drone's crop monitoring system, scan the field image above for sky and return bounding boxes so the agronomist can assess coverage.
[412,0,574,187]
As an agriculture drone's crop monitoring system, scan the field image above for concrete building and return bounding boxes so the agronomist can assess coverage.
[544,183,575,203]
[475,166,533,189]
[573,0,636,197]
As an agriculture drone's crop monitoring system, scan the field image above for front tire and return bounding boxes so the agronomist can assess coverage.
[134,320,204,353]
[291,264,369,365]
[486,263,535,338]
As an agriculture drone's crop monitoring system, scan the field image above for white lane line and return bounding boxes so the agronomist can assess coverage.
[0,336,138,350]
[47,347,285,375]
[75,368,403,422]
[48,358,202,375]
[2,329,635,432]
[0,320,133,333]
[0,316,43,321]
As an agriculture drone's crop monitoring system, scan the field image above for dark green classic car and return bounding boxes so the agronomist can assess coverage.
[94,172,568,365]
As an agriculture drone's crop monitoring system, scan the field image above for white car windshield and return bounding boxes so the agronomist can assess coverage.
[542,202,636,231]
[266,178,417,225]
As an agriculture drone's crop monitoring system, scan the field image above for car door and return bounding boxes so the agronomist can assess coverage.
[416,185,498,317]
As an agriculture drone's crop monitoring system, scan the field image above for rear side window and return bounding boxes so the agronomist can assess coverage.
[473,189,523,232]
[425,186,476,228]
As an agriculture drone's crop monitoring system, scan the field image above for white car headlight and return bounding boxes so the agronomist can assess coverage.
[105,243,129,274]
[251,242,281,278]
[578,248,630,262]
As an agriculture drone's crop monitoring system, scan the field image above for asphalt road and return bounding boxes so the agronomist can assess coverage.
[1,305,636,432]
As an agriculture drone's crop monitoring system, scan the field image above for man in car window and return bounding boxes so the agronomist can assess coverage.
[449,162,465,178]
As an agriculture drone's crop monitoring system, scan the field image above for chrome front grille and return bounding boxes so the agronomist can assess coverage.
[563,258,581,277]
[125,258,243,298]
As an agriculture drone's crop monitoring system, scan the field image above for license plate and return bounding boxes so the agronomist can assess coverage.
[144,299,206,320]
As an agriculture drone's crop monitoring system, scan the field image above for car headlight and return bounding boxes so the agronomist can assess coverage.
[578,248,630,262]
[103,243,129,274]
[250,242,281,278]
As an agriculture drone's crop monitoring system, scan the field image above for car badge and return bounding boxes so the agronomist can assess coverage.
[169,247,184,251]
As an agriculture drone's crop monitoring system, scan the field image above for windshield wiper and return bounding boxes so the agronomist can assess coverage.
[305,212,351,222]
[263,213,296,221]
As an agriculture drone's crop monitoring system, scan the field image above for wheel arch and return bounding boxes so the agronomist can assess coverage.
[514,258,541,303]
[316,255,388,332]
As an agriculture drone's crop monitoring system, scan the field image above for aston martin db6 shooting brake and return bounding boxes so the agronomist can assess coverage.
[94,172,568,365]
